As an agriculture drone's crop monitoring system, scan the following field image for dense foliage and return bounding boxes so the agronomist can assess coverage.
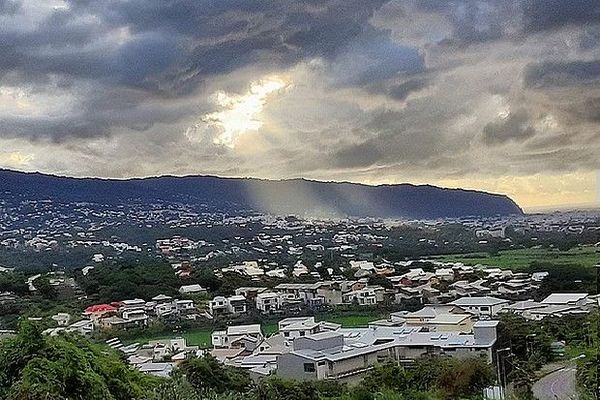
[79,261,181,302]
[0,322,155,400]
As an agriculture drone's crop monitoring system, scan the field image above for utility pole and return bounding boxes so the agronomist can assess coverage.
[496,347,511,399]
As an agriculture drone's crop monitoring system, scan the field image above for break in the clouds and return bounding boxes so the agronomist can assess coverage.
[1,0,600,208]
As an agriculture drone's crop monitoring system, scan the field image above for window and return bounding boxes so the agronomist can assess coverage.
[284,332,290,337]
[299,331,305,336]
[303,363,315,373]
[480,306,490,312]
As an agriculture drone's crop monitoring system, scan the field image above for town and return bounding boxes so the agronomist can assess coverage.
[1,253,597,386]
[1,196,599,399]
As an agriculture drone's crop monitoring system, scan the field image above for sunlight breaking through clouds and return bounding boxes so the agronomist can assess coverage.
[186,76,288,148]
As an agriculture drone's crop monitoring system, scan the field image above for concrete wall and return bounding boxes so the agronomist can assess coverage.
[277,353,318,381]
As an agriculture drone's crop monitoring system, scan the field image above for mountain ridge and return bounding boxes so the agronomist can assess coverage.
[0,169,524,219]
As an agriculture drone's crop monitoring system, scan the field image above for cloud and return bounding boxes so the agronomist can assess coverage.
[0,0,600,208]
[483,109,536,144]
[524,60,600,88]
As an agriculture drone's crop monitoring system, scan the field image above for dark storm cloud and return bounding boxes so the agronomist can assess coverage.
[332,141,383,168]
[0,0,394,141]
[483,109,536,145]
[387,78,429,101]
[524,60,600,88]
[403,0,600,46]
[521,0,600,33]
[564,98,600,123]
[60,0,391,90]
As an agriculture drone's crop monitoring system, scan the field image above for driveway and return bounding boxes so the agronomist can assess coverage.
[532,367,578,400]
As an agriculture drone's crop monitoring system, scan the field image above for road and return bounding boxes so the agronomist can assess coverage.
[533,367,578,400]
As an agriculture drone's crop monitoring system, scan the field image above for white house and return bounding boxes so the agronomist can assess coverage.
[179,284,208,295]
[449,296,510,317]
[212,324,264,351]
[209,295,247,316]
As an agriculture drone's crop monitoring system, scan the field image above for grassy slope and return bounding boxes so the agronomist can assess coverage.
[124,311,384,348]
[433,245,599,270]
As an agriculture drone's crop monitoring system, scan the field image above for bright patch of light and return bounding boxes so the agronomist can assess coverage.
[0,151,34,167]
[187,76,287,148]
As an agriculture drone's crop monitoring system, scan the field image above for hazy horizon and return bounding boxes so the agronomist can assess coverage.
[1,1,599,209]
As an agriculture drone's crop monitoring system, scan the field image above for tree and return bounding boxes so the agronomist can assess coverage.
[0,321,155,400]
[178,355,251,397]
[34,276,58,300]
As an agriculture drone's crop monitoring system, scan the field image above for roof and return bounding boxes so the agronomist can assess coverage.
[428,314,471,325]
[84,304,116,314]
[541,293,588,304]
[138,362,174,377]
[179,284,207,292]
[121,298,146,305]
[503,300,544,311]
[227,324,262,336]
[473,320,499,328]
[152,294,172,301]
[450,296,510,306]
[302,331,344,341]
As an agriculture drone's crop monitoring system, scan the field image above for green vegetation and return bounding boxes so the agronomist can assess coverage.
[148,355,493,400]
[435,245,599,270]
[316,311,385,327]
[121,311,383,348]
[0,322,495,400]
[0,322,155,400]
[78,262,182,303]
[123,328,214,348]
[496,312,599,398]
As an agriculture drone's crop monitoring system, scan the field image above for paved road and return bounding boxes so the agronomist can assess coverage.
[533,367,578,400]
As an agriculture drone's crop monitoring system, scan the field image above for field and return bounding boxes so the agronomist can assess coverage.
[123,328,214,348]
[433,245,599,270]
[124,310,384,348]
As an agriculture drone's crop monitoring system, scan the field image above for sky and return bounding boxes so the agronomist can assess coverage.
[0,0,599,210]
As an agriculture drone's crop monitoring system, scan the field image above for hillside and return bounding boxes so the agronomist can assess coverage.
[0,169,523,219]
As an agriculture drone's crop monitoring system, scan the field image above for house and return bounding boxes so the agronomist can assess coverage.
[274,283,322,304]
[525,304,590,320]
[256,292,284,313]
[435,268,455,281]
[84,304,117,325]
[66,319,95,335]
[391,305,474,333]
[501,297,591,320]
[179,284,208,295]
[278,317,340,341]
[137,362,174,378]
[541,293,589,306]
[51,313,71,327]
[135,337,199,363]
[449,296,510,317]
[235,287,268,299]
[119,298,147,311]
[100,308,148,330]
[342,286,384,306]
[276,321,498,382]
[209,295,247,316]
[531,272,549,282]
[222,261,264,277]
[152,294,173,304]
[228,295,248,314]
[212,324,264,351]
